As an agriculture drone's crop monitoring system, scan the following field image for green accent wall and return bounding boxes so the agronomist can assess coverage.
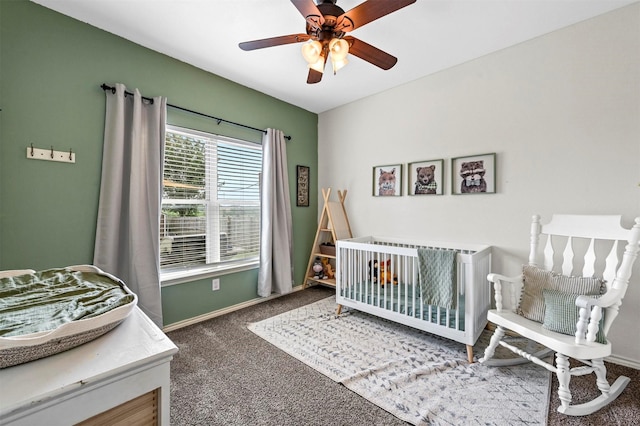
[0,0,319,326]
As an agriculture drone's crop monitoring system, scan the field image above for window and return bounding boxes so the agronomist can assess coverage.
[161,126,262,276]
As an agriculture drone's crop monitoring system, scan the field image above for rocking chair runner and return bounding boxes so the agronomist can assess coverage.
[480,214,640,416]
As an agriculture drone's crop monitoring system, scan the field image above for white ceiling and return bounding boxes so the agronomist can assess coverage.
[32,0,636,113]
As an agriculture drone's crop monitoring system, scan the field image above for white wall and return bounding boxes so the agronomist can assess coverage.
[318,4,640,365]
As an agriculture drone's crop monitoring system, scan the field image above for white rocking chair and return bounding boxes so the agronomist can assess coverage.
[480,214,640,416]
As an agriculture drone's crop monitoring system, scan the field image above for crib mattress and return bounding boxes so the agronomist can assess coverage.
[340,282,466,329]
[0,266,137,368]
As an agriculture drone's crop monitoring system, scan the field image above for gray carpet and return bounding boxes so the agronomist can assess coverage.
[167,286,639,425]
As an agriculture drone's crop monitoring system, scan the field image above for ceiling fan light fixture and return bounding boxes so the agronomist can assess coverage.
[331,56,348,74]
[301,40,323,64]
[308,55,326,73]
[329,38,349,61]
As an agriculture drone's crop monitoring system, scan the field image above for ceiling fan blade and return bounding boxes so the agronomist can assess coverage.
[307,54,327,84]
[291,0,325,31]
[344,36,397,70]
[336,0,416,32]
[307,68,324,84]
[239,34,310,51]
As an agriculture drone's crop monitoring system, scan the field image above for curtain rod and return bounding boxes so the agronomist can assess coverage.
[100,84,291,140]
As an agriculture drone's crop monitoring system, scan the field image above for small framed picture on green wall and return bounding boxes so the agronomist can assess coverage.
[296,165,310,207]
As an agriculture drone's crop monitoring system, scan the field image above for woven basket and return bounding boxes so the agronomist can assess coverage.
[0,320,125,369]
[319,245,336,256]
[0,265,137,369]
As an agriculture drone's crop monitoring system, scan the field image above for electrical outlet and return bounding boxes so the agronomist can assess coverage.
[211,278,220,291]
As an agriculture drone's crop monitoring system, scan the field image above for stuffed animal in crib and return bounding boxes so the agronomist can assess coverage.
[312,257,325,279]
[379,259,398,286]
[321,257,334,280]
[368,259,379,284]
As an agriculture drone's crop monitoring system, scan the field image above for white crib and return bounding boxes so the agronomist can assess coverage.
[336,236,492,362]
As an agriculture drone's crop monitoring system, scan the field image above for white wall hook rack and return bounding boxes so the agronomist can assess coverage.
[27,145,76,164]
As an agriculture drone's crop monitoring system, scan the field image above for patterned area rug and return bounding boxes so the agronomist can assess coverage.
[248,297,551,426]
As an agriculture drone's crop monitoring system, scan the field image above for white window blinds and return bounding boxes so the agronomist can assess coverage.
[161,126,262,271]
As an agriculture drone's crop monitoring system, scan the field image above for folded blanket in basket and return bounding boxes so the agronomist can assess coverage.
[0,268,135,337]
[0,266,137,369]
[417,248,457,309]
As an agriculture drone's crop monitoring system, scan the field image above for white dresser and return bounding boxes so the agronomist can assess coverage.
[0,307,178,425]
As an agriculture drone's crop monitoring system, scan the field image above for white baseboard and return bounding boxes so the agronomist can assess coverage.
[605,354,640,370]
[162,285,304,333]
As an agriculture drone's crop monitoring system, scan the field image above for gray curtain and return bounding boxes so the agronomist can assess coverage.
[258,128,294,297]
[94,83,166,327]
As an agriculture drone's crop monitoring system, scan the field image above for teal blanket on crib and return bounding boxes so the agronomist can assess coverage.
[417,248,457,309]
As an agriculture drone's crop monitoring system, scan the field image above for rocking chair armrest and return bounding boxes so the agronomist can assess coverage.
[487,273,523,312]
[487,273,523,285]
[575,289,623,310]
[574,290,623,344]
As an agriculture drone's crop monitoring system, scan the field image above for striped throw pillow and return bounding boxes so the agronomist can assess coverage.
[516,265,604,323]
[517,265,554,322]
[542,289,607,344]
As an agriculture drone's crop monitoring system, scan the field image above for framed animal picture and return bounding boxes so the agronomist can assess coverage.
[372,164,402,196]
[451,153,496,195]
[408,159,444,196]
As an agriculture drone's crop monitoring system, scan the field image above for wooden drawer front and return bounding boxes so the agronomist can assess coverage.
[75,388,158,426]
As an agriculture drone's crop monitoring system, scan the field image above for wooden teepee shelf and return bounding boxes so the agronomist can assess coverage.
[304,188,352,288]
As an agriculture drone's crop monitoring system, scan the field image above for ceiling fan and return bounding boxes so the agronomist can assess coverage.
[239,0,416,84]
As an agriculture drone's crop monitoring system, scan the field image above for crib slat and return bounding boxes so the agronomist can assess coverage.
[355,249,360,300]
[389,256,395,312]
